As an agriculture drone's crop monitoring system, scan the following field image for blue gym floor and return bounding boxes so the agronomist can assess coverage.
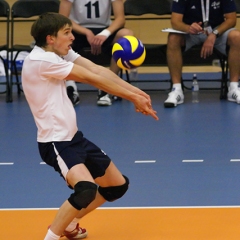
[1,77,240,210]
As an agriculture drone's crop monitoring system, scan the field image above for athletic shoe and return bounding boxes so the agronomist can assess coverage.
[164,89,184,108]
[67,86,80,106]
[61,223,88,239]
[227,88,240,104]
[97,93,112,106]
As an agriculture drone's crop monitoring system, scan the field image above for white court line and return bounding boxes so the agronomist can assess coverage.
[135,160,156,163]
[182,160,204,163]
[1,205,240,211]
[40,162,46,164]
[230,159,240,162]
[0,162,14,165]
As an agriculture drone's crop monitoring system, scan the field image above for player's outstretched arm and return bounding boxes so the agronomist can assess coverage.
[73,56,151,102]
[66,64,159,120]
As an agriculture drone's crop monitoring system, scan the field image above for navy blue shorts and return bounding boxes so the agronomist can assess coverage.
[72,27,121,55]
[38,131,111,180]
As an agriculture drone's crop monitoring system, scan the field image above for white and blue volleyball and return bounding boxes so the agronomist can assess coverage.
[112,36,146,70]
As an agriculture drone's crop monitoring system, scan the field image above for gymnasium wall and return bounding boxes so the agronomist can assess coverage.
[1,1,240,51]
[1,0,170,47]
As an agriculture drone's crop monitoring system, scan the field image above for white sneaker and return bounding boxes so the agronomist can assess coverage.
[164,89,184,108]
[97,94,112,106]
[227,88,240,104]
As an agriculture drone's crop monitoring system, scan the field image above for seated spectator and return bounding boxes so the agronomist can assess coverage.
[164,0,240,108]
[59,0,134,106]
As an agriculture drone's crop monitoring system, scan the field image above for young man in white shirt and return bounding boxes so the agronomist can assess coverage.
[22,12,158,240]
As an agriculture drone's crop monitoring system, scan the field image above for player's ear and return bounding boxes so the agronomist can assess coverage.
[46,35,55,45]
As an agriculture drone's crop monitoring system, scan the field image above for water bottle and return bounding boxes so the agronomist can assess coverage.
[192,74,199,103]
[130,68,138,81]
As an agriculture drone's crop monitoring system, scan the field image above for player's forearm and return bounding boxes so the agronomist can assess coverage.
[172,20,190,33]
[91,78,137,102]
[67,65,137,102]
[86,76,138,103]
[95,65,140,94]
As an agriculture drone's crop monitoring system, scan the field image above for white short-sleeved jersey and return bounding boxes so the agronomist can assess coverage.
[22,46,80,142]
[68,0,115,28]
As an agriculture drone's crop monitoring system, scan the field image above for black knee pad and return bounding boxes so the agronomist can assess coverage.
[68,181,97,210]
[98,175,129,202]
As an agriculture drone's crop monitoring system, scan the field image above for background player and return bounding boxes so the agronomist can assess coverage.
[59,0,134,106]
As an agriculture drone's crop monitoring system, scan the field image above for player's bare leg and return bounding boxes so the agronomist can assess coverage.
[76,161,126,218]
[46,164,96,237]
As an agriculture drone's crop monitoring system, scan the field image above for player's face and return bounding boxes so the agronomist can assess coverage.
[52,24,75,56]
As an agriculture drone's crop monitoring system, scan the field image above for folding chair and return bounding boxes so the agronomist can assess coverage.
[0,0,10,102]
[9,0,60,101]
[181,45,228,99]
[213,49,228,100]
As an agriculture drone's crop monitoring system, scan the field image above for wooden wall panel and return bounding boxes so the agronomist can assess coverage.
[1,1,240,49]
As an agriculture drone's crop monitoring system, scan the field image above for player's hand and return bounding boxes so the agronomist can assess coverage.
[135,106,158,120]
[134,96,159,120]
[132,87,152,105]
[189,22,204,35]
[201,35,215,58]
[90,35,107,55]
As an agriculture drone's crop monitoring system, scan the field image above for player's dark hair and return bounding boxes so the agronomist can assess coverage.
[31,12,72,47]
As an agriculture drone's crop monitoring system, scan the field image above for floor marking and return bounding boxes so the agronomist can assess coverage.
[182,160,204,163]
[1,205,240,211]
[0,162,14,165]
[135,160,156,163]
[40,162,46,164]
[230,159,240,162]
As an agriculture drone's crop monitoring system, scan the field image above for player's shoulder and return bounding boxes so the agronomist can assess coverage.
[29,46,62,63]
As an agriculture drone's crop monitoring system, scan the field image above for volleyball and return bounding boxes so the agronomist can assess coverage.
[112,36,146,70]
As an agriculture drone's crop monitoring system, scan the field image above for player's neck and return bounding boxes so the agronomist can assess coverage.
[42,45,54,53]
